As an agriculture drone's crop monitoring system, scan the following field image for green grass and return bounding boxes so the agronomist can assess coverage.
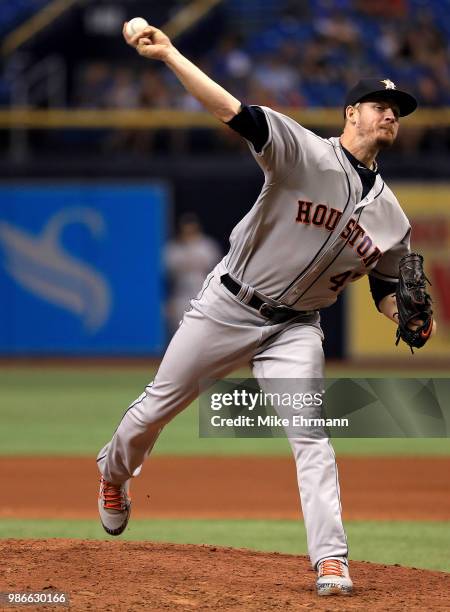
[0,366,449,456]
[0,518,449,573]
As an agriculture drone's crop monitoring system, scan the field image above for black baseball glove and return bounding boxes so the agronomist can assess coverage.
[395,253,433,353]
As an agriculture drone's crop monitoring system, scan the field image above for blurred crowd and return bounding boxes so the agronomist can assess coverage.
[74,7,450,112]
[2,0,449,158]
[66,1,450,155]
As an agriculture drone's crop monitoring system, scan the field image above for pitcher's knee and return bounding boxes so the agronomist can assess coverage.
[126,385,191,428]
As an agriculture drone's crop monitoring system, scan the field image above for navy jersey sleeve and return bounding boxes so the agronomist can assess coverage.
[226,105,269,153]
[369,275,397,311]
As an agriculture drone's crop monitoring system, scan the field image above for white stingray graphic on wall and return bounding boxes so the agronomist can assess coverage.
[0,207,112,333]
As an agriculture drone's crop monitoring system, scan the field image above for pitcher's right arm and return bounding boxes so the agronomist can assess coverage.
[124,22,241,122]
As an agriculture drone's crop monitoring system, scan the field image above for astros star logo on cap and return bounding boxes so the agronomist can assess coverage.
[381,79,396,90]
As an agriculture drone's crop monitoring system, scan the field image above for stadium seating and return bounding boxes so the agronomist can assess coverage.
[0,0,50,36]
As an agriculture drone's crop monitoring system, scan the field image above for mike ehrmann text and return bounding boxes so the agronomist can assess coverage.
[210,415,349,428]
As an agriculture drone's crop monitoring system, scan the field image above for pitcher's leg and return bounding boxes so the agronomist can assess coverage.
[287,436,348,568]
[252,323,348,568]
[98,304,258,484]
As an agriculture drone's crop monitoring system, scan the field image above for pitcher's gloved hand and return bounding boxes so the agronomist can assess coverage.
[395,253,433,352]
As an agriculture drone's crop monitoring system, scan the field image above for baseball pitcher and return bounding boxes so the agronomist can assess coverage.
[97,23,435,597]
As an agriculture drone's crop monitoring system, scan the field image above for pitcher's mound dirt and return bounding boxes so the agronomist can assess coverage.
[2,539,449,612]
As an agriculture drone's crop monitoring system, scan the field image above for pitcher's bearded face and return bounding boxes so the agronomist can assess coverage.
[353,99,400,149]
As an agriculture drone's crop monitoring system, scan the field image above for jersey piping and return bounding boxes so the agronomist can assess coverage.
[354,181,385,212]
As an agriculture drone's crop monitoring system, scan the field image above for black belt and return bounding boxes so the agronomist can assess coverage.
[220,274,316,324]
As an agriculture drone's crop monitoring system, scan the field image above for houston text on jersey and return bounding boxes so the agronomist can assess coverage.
[296,200,383,268]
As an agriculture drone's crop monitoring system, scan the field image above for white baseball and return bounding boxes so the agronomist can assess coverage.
[125,17,149,37]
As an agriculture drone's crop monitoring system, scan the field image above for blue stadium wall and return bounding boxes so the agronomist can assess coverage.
[0,182,168,355]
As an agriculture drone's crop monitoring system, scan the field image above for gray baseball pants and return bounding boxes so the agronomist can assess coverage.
[97,266,348,568]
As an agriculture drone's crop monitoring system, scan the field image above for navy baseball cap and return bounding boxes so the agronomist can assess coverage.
[344,78,418,117]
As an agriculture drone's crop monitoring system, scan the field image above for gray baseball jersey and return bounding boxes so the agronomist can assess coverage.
[223,107,410,309]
